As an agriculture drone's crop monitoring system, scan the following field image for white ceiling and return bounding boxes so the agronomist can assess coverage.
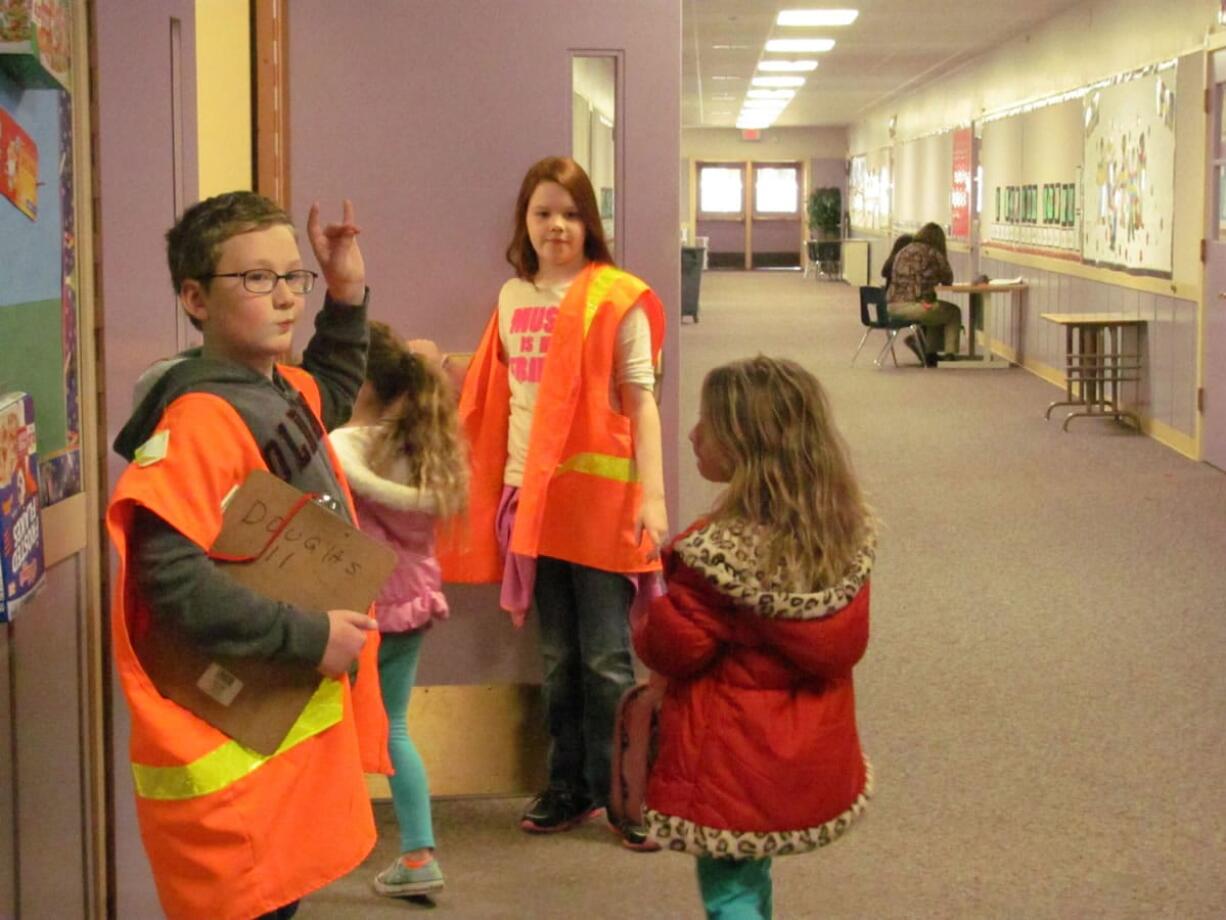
[683,0,1088,128]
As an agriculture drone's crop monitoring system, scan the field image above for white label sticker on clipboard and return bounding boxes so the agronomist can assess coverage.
[196,662,244,707]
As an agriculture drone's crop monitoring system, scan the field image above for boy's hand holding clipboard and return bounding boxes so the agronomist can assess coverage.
[136,469,396,756]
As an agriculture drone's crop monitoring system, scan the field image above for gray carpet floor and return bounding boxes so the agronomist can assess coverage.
[300,272,1226,919]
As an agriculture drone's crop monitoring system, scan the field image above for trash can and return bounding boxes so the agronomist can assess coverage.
[681,246,703,323]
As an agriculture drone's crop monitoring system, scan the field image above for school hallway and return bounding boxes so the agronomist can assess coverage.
[298,271,1226,920]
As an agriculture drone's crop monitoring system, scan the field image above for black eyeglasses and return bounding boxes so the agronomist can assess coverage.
[203,268,318,295]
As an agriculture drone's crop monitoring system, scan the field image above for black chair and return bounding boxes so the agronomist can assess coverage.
[853,286,926,368]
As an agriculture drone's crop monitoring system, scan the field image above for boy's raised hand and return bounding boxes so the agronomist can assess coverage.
[307,199,366,306]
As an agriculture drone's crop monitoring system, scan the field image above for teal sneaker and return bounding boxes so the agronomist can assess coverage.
[373,854,444,897]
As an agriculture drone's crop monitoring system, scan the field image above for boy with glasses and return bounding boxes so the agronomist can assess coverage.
[107,191,389,920]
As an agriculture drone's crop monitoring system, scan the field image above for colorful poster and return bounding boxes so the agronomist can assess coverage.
[0,0,71,90]
[1081,67,1177,275]
[950,127,972,239]
[0,104,37,219]
[0,392,45,622]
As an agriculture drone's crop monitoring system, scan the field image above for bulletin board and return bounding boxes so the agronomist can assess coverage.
[0,64,81,505]
[848,146,892,233]
[980,96,1082,254]
[1081,64,1177,276]
[892,131,952,235]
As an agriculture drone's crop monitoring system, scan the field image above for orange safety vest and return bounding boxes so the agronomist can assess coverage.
[439,262,665,583]
[106,365,389,920]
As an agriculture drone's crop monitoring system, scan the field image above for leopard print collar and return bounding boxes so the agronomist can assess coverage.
[672,519,875,620]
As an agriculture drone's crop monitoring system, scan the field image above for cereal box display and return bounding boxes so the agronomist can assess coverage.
[0,392,44,622]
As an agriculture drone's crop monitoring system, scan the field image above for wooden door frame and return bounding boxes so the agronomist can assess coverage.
[253,0,290,206]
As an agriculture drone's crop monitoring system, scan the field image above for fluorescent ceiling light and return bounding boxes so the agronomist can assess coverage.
[776,9,859,26]
[752,75,806,87]
[737,118,776,130]
[746,89,796,99]
[711,75,743,81]
[712,43,754,49]
[765,38,836,52]
[743,99,789,109]
[758,59,818,72]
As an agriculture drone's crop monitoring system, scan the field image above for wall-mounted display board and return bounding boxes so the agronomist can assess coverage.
[0,45,81,506]
[981,96,1082,254]
[892,131,951,235]
[1081,64,1177,276]
[848,147,891,233]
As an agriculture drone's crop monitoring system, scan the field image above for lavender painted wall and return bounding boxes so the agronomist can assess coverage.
[96,4,198,917]
[8,559,87,918]
[289,1,681,685]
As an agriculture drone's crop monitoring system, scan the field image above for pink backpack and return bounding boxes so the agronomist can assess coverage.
[608,680,665,830]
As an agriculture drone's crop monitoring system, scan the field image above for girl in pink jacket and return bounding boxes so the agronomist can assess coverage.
[634,356,875,919]
[331,321,468,899]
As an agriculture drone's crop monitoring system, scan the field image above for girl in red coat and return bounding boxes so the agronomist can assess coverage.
[634,356,874,919]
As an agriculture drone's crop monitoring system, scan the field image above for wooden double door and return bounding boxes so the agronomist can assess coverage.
[694,161,805,270]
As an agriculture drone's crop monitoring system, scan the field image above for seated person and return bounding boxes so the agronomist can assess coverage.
[885,222,960,366]
[881,232,913,289]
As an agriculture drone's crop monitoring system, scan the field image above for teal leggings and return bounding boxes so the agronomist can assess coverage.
[378,631,435,852]
[697,856,773,920]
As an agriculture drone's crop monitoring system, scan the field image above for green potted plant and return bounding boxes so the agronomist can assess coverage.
[807,187,842,275]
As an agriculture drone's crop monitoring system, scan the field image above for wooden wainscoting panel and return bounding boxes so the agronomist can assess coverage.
[366,683,547,800]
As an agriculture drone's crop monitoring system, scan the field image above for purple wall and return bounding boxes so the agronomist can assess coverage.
[7,558,88,918]
[96,4,199,917]
[289,1,681,685]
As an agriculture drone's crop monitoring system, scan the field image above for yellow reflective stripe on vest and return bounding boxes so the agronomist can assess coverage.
[130,678,343,801]
[583,267,646,336]
[556,451,637,483]
[583,269,619,335]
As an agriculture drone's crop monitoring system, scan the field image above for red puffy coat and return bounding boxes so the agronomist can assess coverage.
[633,518,873,859]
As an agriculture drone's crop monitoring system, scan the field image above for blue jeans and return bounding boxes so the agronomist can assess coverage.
[378,630,435,852]
[534,556,636,805]
[697,857,773,920]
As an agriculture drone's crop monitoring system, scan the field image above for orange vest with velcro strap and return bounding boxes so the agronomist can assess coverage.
[439,262,665,584]
[106,364,388,920]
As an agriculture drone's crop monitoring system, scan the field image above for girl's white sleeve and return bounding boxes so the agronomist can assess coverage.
[614,306,656,390]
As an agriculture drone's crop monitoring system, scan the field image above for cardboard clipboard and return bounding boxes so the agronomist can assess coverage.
[135,469,397,755]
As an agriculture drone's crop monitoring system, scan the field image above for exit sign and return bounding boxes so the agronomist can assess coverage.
[741,129,761,141]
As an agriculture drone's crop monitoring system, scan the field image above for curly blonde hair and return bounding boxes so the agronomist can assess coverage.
[364,321,468,517]
[700,356,872,590]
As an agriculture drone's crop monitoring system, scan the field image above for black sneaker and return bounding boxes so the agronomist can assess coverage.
[520,788,602,833]
[610,818,661,852]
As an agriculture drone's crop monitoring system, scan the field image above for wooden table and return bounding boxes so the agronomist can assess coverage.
[937,281,1028,365]
[1039,313,1146,430]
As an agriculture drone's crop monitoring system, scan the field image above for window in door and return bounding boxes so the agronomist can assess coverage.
[753,165,799,215]
[698,165,745,216]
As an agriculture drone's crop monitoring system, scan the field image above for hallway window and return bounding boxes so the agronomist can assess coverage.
[699,165,744,215]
